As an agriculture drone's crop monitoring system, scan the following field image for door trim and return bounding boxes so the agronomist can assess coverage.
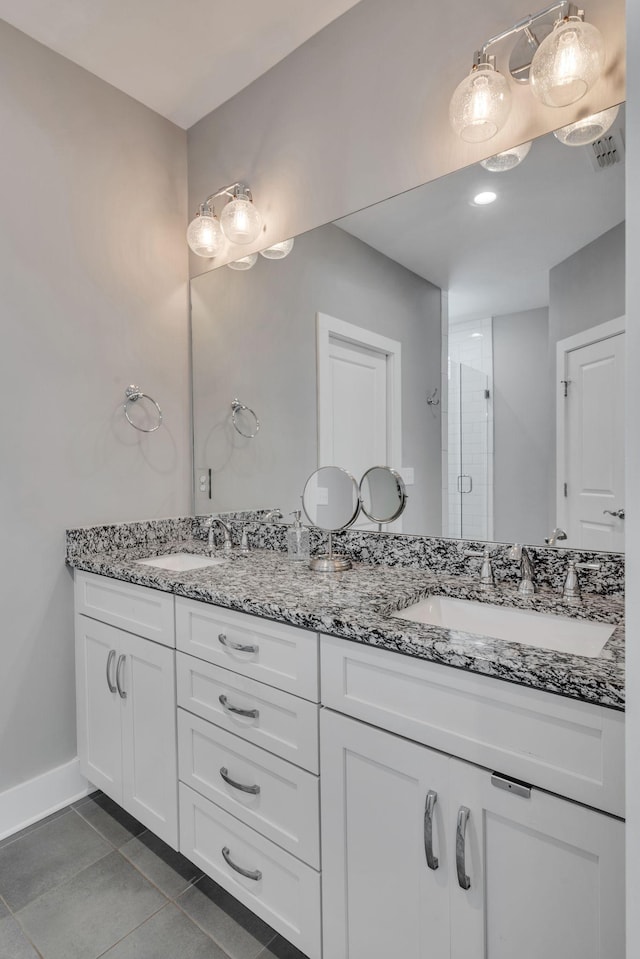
[316,312,402,473]
[555,315,625,533]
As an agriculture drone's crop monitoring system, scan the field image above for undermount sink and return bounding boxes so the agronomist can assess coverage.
[136,552,226,572]
[392,595,615,658]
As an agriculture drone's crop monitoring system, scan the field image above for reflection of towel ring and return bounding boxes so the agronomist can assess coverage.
[124,385,163,433]
[231,398,260,438]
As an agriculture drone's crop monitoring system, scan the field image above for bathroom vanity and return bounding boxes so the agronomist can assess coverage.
[67,518,625,959]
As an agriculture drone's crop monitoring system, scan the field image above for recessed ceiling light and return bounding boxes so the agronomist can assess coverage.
[472,191,497,206]
[470,332,484,338]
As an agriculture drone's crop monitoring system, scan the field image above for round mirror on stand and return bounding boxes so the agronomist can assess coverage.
[359,466,407,530]
[302,466,361,571]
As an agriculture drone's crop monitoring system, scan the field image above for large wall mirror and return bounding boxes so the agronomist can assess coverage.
[192,104,625,552]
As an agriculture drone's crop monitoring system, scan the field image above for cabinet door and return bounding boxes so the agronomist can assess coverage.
[120,633,178,848]
[75,615,123,801]
[321,709,450,959]
[449,758,625,959]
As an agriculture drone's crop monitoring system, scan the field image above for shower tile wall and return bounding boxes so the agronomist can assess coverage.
[446,317,494,540]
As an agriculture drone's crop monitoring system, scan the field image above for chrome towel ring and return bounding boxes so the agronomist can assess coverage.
[124,385,163,433]
[231,397,260,438]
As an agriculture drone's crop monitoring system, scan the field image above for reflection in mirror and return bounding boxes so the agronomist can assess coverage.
[191,104,625,551]
[360,467,407,528]
[302,466,361,571]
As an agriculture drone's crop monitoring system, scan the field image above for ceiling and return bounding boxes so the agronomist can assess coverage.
[337,110,625,320]
[0,0,362,129]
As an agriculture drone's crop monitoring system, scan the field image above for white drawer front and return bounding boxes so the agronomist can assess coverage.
[179,783,321,959]
[178,709,320,867]
[321,635,625,817]
[75,571,175,647]
[175,598,319,701]
[177,654,319,773]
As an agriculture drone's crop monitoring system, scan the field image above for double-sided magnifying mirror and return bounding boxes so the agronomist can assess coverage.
[302,466,361,571]
[359,466,407,530]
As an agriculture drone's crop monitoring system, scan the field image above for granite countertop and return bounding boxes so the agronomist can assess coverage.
[67,537,625,711]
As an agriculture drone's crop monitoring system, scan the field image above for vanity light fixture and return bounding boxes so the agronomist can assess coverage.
[260,237,295,259]
[553,103,619,145]
[480,140,532,171]
[227,252,258,271]
[187,182,262,258]
[449,2,606,144]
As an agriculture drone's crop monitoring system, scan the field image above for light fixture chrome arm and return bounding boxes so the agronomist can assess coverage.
[479,1,571,56]
[204,181,253,209]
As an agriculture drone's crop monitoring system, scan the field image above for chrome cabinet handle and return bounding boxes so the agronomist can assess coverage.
[106,649,117,693]
[222,846,262,881]
[424,790,439,870]
[220,767,261,795]
[603,509,625,519]
[218,633,259,654]
[219,694,259,719]
[456,806,471,890]
[115,654,127,700]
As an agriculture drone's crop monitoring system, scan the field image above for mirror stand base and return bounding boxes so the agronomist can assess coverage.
[309,555,352,572]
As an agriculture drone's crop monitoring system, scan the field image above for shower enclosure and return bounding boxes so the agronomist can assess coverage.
[447,361,493,540]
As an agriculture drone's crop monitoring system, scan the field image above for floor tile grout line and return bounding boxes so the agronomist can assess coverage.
[172,893,278,959]
[92,900,171,959]
[71,804,140,851]
[114,843,201,903]
[10,843,118,918]
[0,809,75,854]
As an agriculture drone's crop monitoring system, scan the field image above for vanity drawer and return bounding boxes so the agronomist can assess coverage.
[178,709,320,867]
[177,653,319,773]
[321,635,625,817]
[75,571,175,647]
[179,783,321,959]
[175,598,319,701]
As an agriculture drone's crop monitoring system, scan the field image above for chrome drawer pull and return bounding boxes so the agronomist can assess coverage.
[220,767,261,795]
[219,694,259,720]
[115,654,127,700]
[106,649,117,693]
[218,632,259,654]
[423,790,439,870]
[456,806,471,890]
[222,846,262,881]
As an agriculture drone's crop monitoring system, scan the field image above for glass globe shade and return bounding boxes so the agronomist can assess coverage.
[530,18,604,108]
[228,252,258,271]
[186,211,224,258]
[553,104,619,146]
[450,62,511,143]
[260,238,295,259]
[220,193,263,245]
[480,140,532,172]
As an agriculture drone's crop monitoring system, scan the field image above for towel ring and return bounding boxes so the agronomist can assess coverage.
[231,398,260,438]
[124,385,163,433]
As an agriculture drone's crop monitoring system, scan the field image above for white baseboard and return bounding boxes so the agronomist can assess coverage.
[0,758,91,841]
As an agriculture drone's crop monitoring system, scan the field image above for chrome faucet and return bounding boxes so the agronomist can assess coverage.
[464,547,494,587]
[206,515,232,552]
[562,560,601,606]
[545,528,568,546]
[508,544,535,598]
[262,508,284,522]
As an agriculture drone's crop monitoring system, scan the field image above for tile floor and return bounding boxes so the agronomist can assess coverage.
[0,792,308,959]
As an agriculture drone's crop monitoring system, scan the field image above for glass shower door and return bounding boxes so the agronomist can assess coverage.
[448,362,492,540]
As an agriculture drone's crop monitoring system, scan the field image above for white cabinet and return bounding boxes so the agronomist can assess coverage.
[321,709,625,959]
[75,586,178,848]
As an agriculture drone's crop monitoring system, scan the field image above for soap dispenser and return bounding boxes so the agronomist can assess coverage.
[288,510,310,562]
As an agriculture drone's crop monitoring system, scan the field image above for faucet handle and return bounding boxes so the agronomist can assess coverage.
[463,547,494,587]
[575,561,601,572]
[563,560,600,605]
[507,543,522,561]
[240,528,250,553]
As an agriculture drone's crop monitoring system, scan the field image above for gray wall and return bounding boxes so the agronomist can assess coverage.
[549,223,625,345]
[187,0,625,276]
[493,308,551,544]
[192,223,442,534]
[0,22,190,793]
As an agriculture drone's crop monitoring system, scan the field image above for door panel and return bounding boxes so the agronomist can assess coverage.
[120,633,178,848]
[449,758,625,959]
[75,615,122,800]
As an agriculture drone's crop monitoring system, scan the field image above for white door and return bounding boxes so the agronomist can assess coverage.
[75,616,123,801]
[120,632,178,848]
[320,709,450,959]
[559,323,625,550]
[449,758,625,959]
